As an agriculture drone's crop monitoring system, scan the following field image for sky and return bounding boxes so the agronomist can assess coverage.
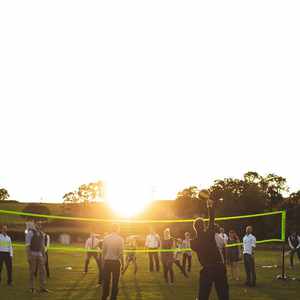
[0,1,300,210]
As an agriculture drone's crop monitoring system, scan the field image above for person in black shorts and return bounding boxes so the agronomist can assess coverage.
[191,191,229,300]
[227,230,241,281]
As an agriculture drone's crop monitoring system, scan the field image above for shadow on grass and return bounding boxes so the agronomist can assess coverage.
[134,277,142,300]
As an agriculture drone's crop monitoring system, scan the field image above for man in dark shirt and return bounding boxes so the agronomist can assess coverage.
[288,231,300,268]
[191,195,229,300]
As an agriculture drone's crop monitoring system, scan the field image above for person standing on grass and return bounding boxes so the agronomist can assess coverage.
[35,232,50,278]
[101,224,124,300]
[288,231,300,268]
[243,226,256,287]
[25,221,49,293]
[122,236,138,275]
[173,238,188,278]
[145,227,160,272]
[161,228,175,285]
[218,228,228,263]
[0,225,13,286]
[182,232,192,273]
[191,191,229,300]
[84,232,102,285]
[227,230,241,281]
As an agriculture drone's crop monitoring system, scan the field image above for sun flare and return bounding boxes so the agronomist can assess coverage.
[105,180,153,218]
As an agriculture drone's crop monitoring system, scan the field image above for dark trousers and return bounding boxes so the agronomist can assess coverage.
[85,252,102,283]
[0,252,12,284]
[148,250,160,272]
[162,261,174,284]
[35,252,50,278]
[182,253,192,272]
[101,260,121,300]
[198,264,229,300]
[244,254,256,286]
[174,259,188,276]
[290,248,300,267]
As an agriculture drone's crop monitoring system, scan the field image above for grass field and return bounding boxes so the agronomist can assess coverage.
[0,248,299,300]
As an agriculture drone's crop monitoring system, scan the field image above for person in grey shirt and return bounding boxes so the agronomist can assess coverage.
[101,224,124,300]
[25,221,49,293]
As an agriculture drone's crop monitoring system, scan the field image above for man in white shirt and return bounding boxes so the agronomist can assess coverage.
[145,228,160,272]
[288,231,300,268]
[243,226,256,287]
[101,224,124,300]
[84,232,102,284]
[0,225,13,285]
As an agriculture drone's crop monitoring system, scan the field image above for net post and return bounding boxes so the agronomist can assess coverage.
[277,210,288,280]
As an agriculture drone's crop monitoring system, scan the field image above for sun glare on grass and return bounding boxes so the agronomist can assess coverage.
[106,180,152,218]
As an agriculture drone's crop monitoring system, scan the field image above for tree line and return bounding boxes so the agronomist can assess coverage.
[175,171,299,236]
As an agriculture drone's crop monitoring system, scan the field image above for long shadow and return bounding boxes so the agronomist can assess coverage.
[134,277,143,300]
[152,276,169,300]
[76,278,98,299]
[120,276,132,300]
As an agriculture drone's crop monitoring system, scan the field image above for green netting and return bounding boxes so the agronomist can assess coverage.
[0,209,286,253]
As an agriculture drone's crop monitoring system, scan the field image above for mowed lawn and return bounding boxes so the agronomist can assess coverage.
[0,248,299,300]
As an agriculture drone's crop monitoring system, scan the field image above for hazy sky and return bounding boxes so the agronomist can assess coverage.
[1,1,299,207]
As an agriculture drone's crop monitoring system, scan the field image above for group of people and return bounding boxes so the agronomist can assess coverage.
[0,199,300,300]
[82,198,258,300]
[0,221,50,292]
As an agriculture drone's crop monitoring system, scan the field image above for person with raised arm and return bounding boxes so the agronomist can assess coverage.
[191,190,229,300]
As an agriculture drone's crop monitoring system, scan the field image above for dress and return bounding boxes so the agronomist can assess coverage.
[227,238,239,263]
[161,239,174,264]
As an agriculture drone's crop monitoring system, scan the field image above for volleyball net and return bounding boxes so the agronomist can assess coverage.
[0,209,286,253]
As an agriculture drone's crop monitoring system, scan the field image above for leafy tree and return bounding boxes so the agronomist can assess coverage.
[63,192,80,204]
[260,174,289,208]
[63,181,104,204]
[78,181,104,203]
[0,188,10,201]
[175,186,207,217]
[281,191,300,234]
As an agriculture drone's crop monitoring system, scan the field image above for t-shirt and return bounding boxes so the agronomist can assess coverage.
[182,238,192,256]
[145,234,160,248]
[243,234,256,255]
[288,235,300,249]
[102,233,124,261]
[0,233,13,257]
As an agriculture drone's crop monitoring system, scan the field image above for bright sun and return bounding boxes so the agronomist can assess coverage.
[105,180,153,218]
